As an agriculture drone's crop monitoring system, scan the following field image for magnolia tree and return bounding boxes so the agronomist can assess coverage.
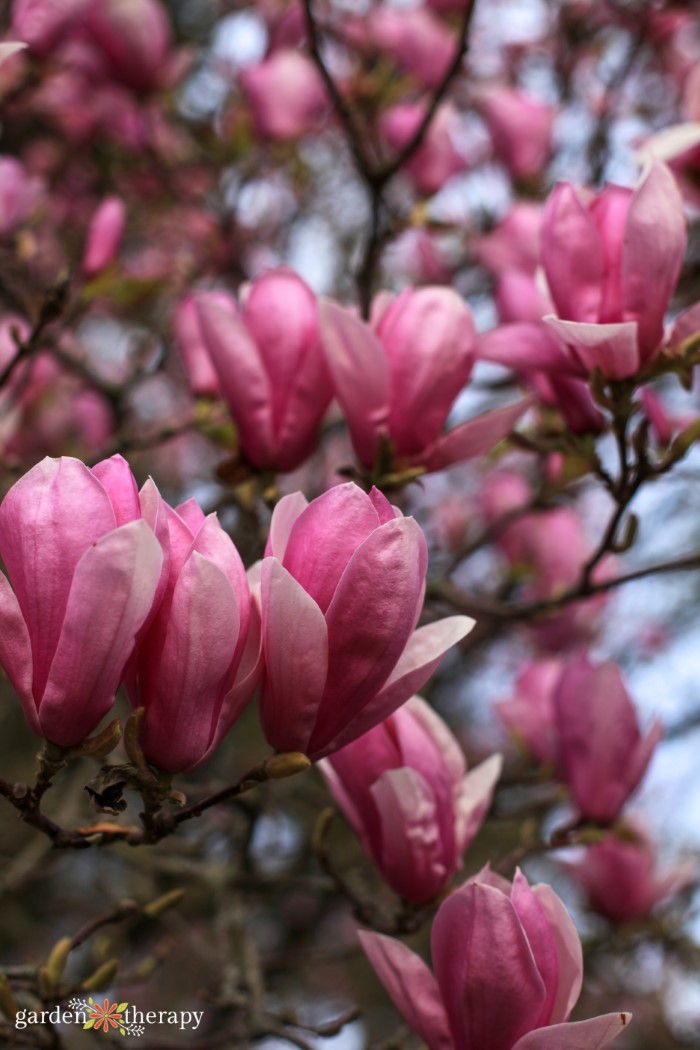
[0,0,699,1047]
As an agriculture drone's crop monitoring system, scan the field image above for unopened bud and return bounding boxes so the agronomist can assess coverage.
[264,753,311,780]
[46,936,72,985]
[0,973,19,1021]
[81,959,119,992]
[143,889,186,919]
[312,808,335,853]
[72,719,122,759]
[124,708,149,773]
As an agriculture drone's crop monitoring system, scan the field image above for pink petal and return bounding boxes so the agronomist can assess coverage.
[512,1013,632,1050]
[175,497,207,534]
[283,483,383,614]
[542,183,603,323]
[377,287,475,456]
[318,758,367,845]
[531,884,583,1024]
[217,585,263,733]
[623,162,686,360]
[478,324,573,372]
[38,520,163,747]
[318,300,391,468]
[0,573,35,731]
[512,870,560,1030]
[455,753,503,854]
[432,881,546,1050]
[0,457,117,704]
[265,492,309,559]
[373,768,448,902]
[139,551,241,772]
[195,297,276,468]
[314,518,426,751]
[554,659,652,824]
[421,398,531,471]
[91,454,140,524]
[543,317,640,379]
[191,514,251,667]
[244,270,319,418]
[259,557,328,754]
[319,617,473,755]
[589,185,631,324]
[358,932,453,1050]
[404,696,466,785]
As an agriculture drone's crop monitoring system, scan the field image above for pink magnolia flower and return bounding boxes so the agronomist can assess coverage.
[320,287,530,475]
[368,7,455,89]
[474,203,543,277]
[497,659,563,766]
[321,697,501,903]
[82,0,174,92]
[554,657,662,824]
[477,88,555,181]
[11,0,88,55]
[481,474,611,649]
[240,50,327,141]
[194,270,333,473]
[541,162,687,378]
[360,866,631,1050]
[379,102,467,195]
[82,196,126,276]
[565,824,697,923]
[127,482,261,773]
[0,156,43,238]
[0,456,163,746]
[258,483,473,759]
[173,291,233,398]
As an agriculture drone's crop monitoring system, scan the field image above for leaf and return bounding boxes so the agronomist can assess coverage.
[117,1003,129,1012]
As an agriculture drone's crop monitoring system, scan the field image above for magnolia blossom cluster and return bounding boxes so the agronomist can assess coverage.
[361,867,630,1050]
[176,271,530,480]
[0,455,471,772]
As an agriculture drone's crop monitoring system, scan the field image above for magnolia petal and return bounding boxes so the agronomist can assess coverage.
[0,457,118,703]
[39,520,163,747]
[456,753,503,854]
[623,162,686,359]
[0,42,27,66]
[512,1013,632,1050]
[266,492,309,559]
[315,518,427,752]
[283,483,385,614]
[531,883,583,1025]
[321,617,474,757]
[404,696,466,785]
[195,296,276,467]
[421,398,532,471]
[378,286,476,455]
[259,557,328,754]
[0,573,35,731]
[373,768,447,903]
[478,324,573,373]
[432,881,546,1050]
[543,317,640,380]
[318,300,390,468]
[512,870,560,1030]
[359,932,453,1050]
[91,454,140,525]
[541,183,603,323]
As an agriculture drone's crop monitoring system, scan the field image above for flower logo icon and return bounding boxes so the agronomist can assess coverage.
[68,997,144,1037]
[85,998,126,1033]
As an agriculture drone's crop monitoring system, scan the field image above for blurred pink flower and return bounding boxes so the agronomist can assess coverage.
[321,696,501,902]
